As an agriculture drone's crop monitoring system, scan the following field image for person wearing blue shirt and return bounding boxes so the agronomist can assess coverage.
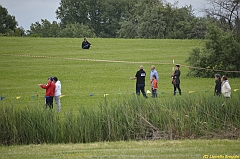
[150,65,158,81]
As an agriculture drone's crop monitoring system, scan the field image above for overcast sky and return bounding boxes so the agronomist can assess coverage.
[0,0,208,30]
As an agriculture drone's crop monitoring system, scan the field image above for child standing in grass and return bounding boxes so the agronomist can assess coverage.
[150,75,158,97]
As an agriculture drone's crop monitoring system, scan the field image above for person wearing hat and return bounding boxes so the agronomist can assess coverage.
[171,64,181,95]
[38,77,56,109]
[214,74,221,96]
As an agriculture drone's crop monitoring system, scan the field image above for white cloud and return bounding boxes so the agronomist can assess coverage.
[1,0,60,30]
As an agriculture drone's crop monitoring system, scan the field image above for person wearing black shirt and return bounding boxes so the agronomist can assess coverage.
[131,65,148,98]
[214,74,221,96]
[171,64,181,95]
[82,37,92,49]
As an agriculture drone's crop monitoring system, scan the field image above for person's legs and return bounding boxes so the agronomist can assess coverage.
[140,84,148,98]
[176,84,181,95]
[82,45,90,49]
[151,88,154,97]
[46,97,52,109]
[174,85,177,95]
[136,84,140,95]
[152,89,157,98]
[49,97,53,109]
[55,96,61,112]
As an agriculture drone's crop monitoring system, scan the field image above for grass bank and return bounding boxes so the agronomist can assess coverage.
[0,139,239,159]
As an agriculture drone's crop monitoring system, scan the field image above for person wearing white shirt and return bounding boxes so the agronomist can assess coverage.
[221,75,231,98]
[53,77,62,112]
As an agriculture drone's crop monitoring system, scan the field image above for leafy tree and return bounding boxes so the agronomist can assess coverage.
[117,1,167,38]
[59,23,96,38]
[118,1,208,39]
[204,0,240,42]
[56,0,105,37]
[49,21,60,37]
[117,19,138,38]
[188,17,208,39]
[28,0,209,38]
[14,27,25,37]
[27,19,60,37]
[56,0,88,26]
[0,5,18,35]
[161,4,206,39]
[136,4,166,38]
[186,25,240,77]
[28,21,42,37]
[56,0,140,37]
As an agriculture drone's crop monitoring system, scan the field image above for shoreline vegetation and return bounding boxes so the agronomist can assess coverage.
[1,94,239,145]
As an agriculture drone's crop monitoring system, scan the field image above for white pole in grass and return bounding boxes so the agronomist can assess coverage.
[172,56,174,75]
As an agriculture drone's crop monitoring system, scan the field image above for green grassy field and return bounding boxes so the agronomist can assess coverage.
[0,37,239,158]
[0,37,239,109]
[0,140,239,159]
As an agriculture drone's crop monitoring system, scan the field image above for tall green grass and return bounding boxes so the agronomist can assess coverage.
[1,93,239,145]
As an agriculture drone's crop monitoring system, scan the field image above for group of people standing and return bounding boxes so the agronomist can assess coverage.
[38,77,62,112]
[214,74,231,98]
[81,37,231,98]
[131,64,181,98]
[131,64,232,98]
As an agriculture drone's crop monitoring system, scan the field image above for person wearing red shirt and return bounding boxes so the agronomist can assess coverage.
[38,77,56,109]
[150,75,158,98]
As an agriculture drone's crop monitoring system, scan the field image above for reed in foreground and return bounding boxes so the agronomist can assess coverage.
[0,93,239,145]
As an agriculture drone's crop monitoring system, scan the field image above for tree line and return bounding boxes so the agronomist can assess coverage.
[1,0,239,40]
[1,0,208,38]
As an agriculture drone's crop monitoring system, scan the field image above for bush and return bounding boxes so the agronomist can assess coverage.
[186,25,240,77]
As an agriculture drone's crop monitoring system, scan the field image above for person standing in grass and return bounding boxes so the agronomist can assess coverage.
[221,75,231,98]
[150,65,159,96]
[53,77,61,112]
[150,65,159,82]
[150,75,158,98]
[171,64,181,95]
[82,37,92,49]
[38,77,56,109]
[214,74,221,96]
[130,65,148,98]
